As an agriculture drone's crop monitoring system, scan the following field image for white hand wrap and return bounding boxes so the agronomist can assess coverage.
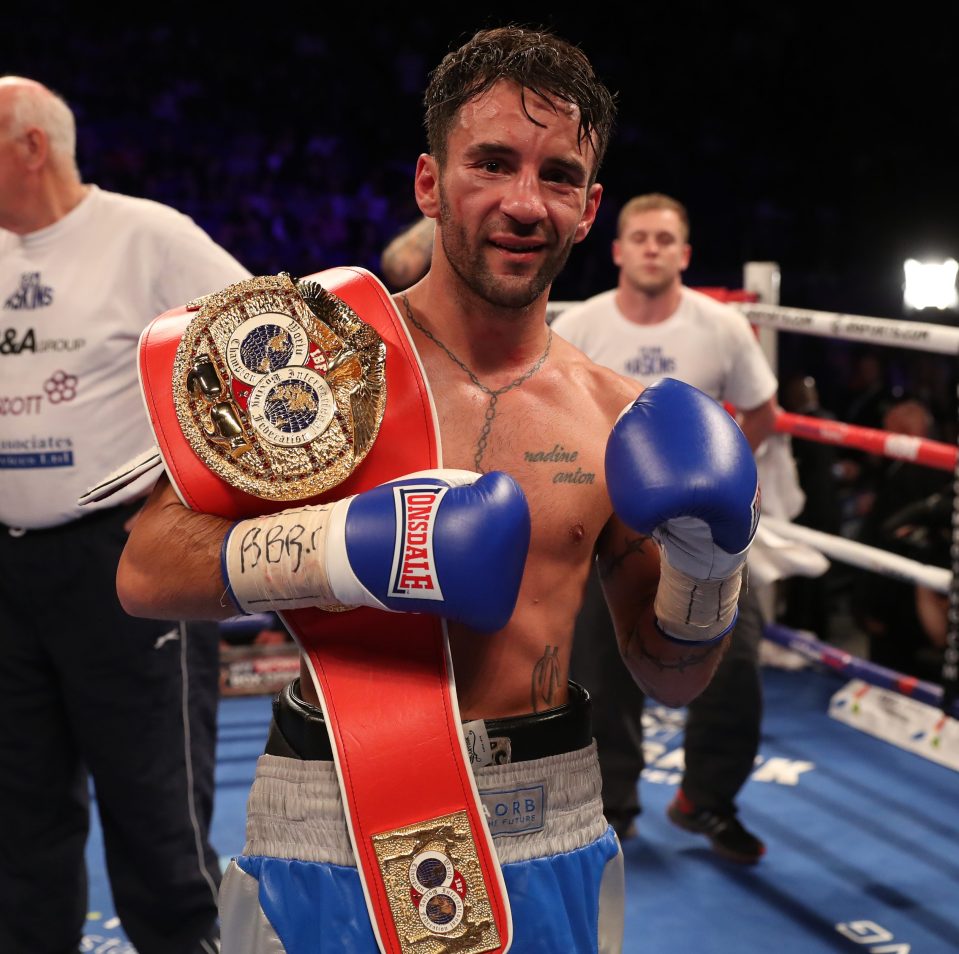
[655,515,750,581]
[222,502,381,614]
[653,556,744,643]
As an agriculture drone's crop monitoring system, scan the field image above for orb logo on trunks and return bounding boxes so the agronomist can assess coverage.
[407,850,467,935]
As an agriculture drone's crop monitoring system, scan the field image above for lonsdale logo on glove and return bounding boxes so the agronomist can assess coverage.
[223,469,530,633]
[388,485,448,601]
[748,483,762,541]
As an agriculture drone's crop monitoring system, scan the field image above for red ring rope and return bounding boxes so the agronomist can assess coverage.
[774,410,957,472]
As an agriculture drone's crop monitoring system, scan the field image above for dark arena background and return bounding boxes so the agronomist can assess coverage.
[7,9,956,306]
[8,6,959,415]
[5,5,959,953]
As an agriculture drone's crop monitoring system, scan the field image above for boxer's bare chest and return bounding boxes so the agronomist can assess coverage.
[397,301,648,713]
[422,356,623,717]
[432,368,613,556]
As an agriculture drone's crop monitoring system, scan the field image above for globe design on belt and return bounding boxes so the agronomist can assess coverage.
[224,310,311,387]
[425,894,457,926]
[415,857,448,889]
[404,849,467,935]
[262,380,319,434]
[239,323,295,375]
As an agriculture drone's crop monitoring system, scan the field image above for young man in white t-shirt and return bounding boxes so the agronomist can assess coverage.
[553,193,778,863]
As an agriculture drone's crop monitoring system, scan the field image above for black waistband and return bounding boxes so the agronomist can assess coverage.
[266,678,592,765]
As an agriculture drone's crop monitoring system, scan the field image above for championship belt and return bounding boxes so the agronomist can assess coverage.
[138,268,512,954]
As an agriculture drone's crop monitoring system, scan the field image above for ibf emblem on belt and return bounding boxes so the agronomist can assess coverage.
[371,810,501,954]
[172,273,386,500]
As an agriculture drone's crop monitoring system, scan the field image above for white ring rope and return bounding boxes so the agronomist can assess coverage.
[737,303,959,355]
[550,300,959,356]
[760,515,951,594]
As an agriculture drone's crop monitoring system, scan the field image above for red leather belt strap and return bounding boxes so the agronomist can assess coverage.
[138,266,511,954]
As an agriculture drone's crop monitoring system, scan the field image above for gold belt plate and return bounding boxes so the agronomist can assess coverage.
[371,809,501,954]
[172,273,386,501]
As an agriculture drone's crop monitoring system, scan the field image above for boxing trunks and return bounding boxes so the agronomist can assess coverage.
[220,681,625,954]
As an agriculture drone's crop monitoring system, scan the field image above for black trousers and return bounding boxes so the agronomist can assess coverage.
[0,505,221,954]
[570,566,763,824]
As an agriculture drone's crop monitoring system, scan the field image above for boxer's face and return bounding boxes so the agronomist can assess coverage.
[416,81,602,309]
[614,209,691,297]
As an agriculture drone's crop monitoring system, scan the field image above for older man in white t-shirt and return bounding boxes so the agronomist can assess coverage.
[553,193,777,863]
[0,76,250,954]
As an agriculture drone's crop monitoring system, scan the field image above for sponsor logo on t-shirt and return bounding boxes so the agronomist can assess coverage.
[3,272,54,310]
[624,346,676,377]
[0,372,79,419]
[0,392,44,417]
[0,327,86,355]
[0,434,74,468]
[43,370,78,404]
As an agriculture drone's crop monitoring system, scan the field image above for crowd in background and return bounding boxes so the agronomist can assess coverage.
[778,358,954,684]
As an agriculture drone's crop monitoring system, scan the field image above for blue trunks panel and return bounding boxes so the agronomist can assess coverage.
[236,827,619,954]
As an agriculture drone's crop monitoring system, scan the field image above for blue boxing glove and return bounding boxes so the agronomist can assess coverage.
[223,469,530,633]
[605,378,760,643]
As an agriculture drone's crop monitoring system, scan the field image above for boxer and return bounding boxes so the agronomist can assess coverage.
[117,27,758,954]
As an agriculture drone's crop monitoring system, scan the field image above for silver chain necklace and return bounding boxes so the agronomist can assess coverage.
[402,293,553,471]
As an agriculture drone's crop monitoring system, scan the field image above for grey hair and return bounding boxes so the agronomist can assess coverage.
[0,76,78,170]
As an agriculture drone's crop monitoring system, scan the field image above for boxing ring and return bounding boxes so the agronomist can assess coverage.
[741,298,959,721]
[81,289,959,953]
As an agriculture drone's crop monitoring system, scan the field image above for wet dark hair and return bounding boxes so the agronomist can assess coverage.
[424,26,617,181]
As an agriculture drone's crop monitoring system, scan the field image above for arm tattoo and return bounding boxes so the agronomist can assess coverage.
[623,624,722,673]
[531,645,561,712]
[598,533,652,581]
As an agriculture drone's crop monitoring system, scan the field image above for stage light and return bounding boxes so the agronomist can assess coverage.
[903,258,958,311]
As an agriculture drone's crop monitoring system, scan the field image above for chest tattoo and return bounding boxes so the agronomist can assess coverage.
[523,444,595,485]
